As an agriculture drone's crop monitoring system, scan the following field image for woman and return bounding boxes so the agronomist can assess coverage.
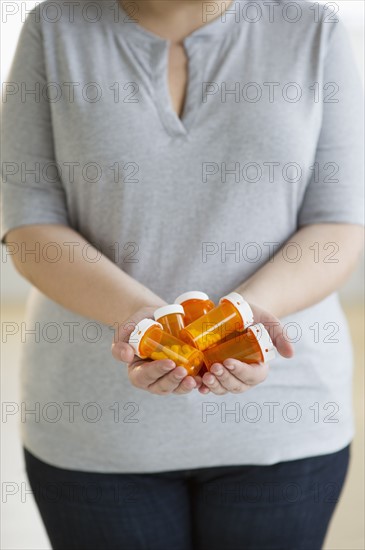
[2,0,364,548]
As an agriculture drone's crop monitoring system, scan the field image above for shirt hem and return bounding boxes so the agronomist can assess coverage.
[21,429,355,474]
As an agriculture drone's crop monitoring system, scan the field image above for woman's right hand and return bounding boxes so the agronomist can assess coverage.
[111,306,201,395]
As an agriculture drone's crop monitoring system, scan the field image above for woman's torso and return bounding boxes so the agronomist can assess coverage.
[19,0,355,471]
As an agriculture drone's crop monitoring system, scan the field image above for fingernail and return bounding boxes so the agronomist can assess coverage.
[119,344,129,358]
[163,362,175,371]
[224,361,235,371]
[211,364,223,376]
[176,368,188,379]
[205,374,215,385]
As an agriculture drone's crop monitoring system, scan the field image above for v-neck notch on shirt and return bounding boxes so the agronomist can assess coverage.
[108,1,239,136]
[149,38,211,136]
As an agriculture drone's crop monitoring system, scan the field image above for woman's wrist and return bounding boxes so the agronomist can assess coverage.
[236,283,282,319]
[116,293,166,326]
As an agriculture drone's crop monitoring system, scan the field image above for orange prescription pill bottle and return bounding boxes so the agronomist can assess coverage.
[128,318,204,376]
[180,292,254,351]
[153,304,185,338]
[174,291,215,325]
[203,323,276,370]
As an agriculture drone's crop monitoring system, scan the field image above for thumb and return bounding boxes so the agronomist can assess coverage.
[256,310,294,359]
[111,318,139,363]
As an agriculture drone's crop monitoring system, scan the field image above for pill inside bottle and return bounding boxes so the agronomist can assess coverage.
[180,292,254,352]
[203,322,276,370]
[174,291,215,325]
[128,318,204,376]
[154,304,185,338]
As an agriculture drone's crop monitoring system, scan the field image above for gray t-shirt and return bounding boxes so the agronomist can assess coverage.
[2,0,364,472]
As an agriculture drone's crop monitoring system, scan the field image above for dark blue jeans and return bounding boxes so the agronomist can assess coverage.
[24,445,350,550]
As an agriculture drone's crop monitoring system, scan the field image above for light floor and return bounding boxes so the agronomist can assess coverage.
[1,303,364,550]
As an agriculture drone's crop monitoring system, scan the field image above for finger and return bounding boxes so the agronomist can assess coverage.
[258,312,294,358]
[198,384,210,395]
[274,330,294,358]
[129,359,176,388]
[147,366,189,395]
[192,374,204,389]
[111,341,135,363]
[201,372,228,395]
[210,363,249,393]
[223,359,269,385]
[173,376,198,395]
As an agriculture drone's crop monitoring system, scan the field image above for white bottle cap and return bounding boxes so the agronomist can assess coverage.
[247,323,276,362]
[219,292,254,328]
[128,318,162,358]
[174,291,210,304]
[154,304,184,321]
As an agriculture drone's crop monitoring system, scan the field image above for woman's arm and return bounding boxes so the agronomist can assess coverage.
[5,224,164,326]
[5,223,201,395]
[237,223,364,318]
[196,223,363,396]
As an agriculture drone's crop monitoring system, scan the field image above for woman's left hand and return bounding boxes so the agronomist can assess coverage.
[198,303,294,395]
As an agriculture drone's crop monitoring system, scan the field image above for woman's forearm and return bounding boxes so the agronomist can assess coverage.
[237,223,364,318]
[5,224,164,325]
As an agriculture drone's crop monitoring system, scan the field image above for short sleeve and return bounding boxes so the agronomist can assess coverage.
[1,7,70,243]
[298,18,364,227]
